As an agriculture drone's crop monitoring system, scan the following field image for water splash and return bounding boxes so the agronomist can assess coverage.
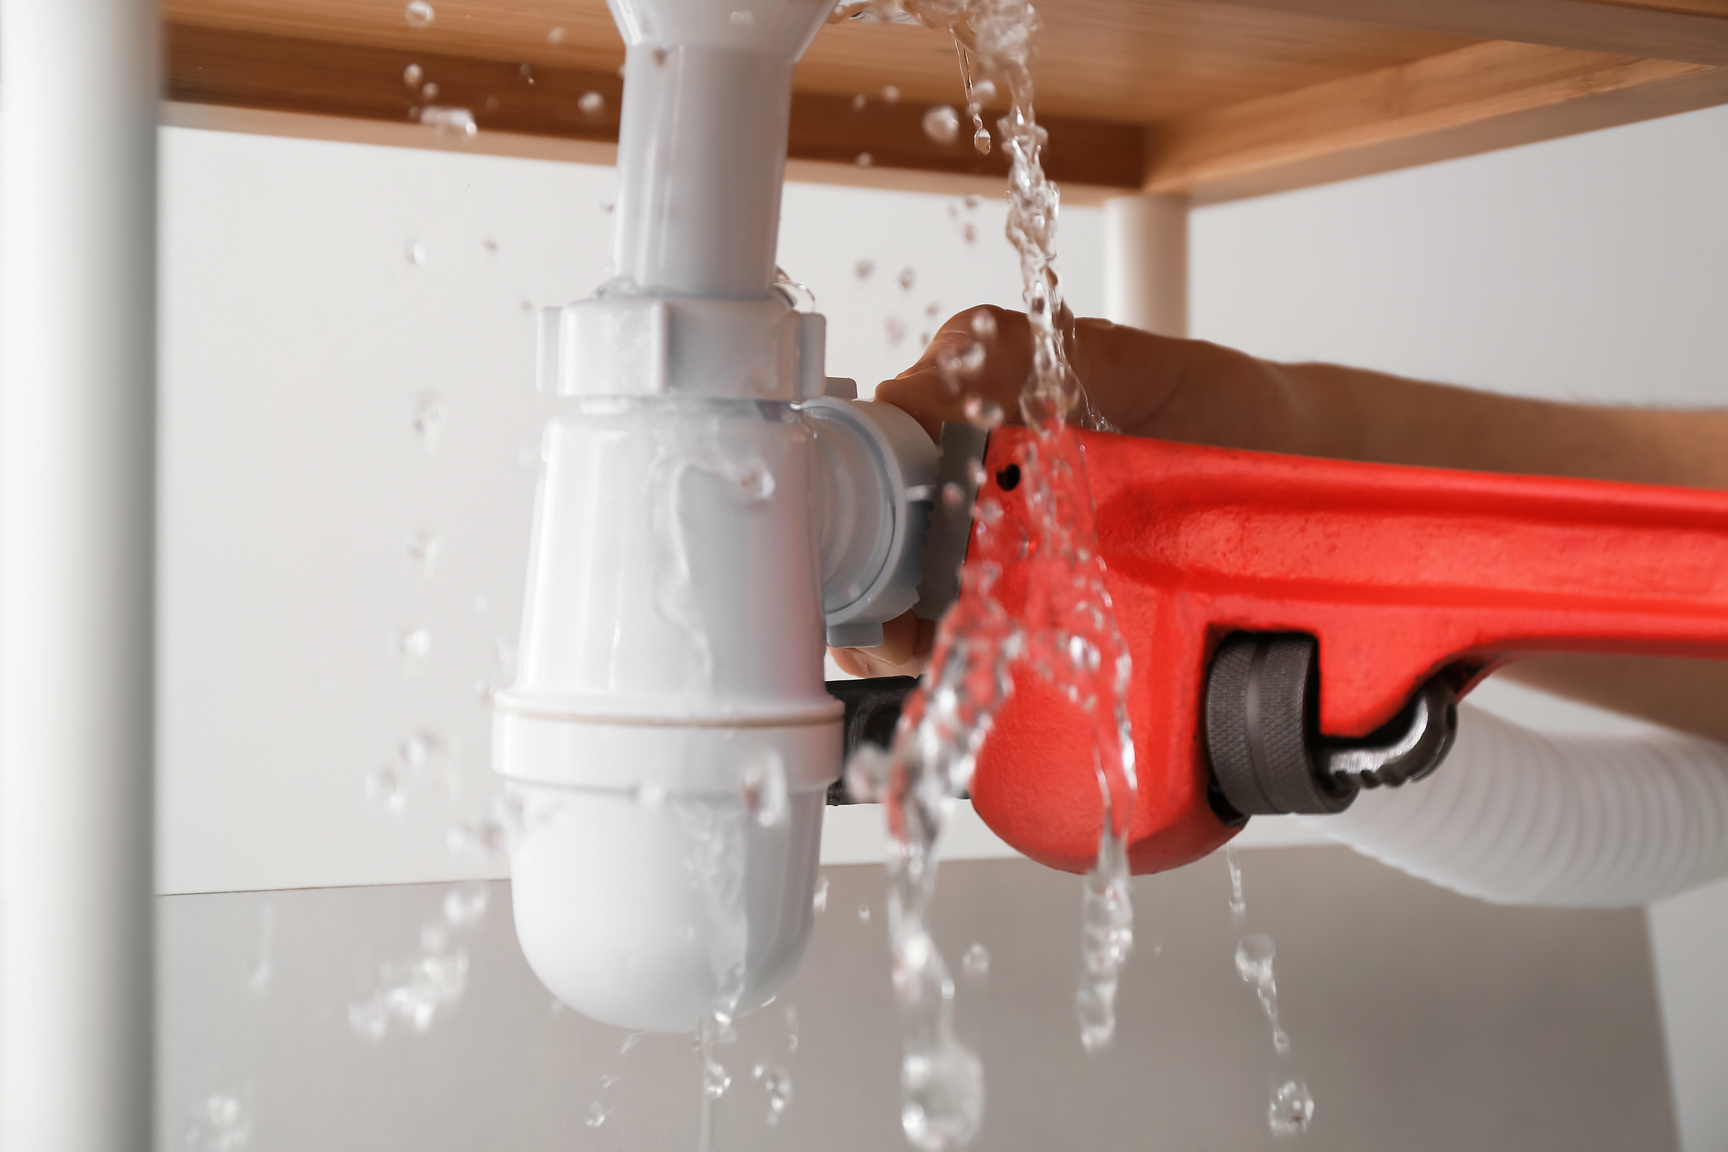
[417,106,477,140]
[1227,852,1314,1132]
[391,626,432,675]
[1235,935,1290,1056]
[923,105,962,144]
[753,1063,794,1125]
[845,1,1139,1141]
[1226,842,1246,925]
[365,764,406,814]
[184,1091,252,1151]
[741,748,790,828]
[442,881,489,926]
[347,883,490,1041]
[1269,1079,1315,1138]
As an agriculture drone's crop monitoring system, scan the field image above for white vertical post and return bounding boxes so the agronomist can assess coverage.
[1103,193,1190,339]
[0,0,158,1148]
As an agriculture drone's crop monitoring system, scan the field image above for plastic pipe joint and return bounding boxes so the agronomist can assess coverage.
[491,0,940,1036]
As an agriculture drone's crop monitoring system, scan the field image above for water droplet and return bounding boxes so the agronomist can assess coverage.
[1235,935,1274,985]
[855,258,875,280]
[419,919,449,953]
[405,239,427,267]
[703,1058,732,1100]
[620,1030,647,1056]
[1269,1080,1314,1138]
[972,79,997,102]
[922,105,960,144]
[969,309,997,339]
[973,125,992,154]
[961,222,977,243]
[858,902,871,923]
[963,194,981,209]
[404,0,434,28]
[844,744,888,802]
[547,25,565,43]
[941,482,966,512]
[404,527,441,577]
[884,316,907,346]
[786,1004,800,1053]
[901,1039,984,1150]
[729,9,755,25]
[185,1092,251,1151]
[761,1065,793,1125]
[442,881,489,926]
[397,728,448,776]
[937,341,985,389]
[482,236,497,253]
[519,62,536,82]
[852,93,867,112]
[584,1101,611,1128]
[420,81,439,100]
[411,390,447,452]
[925,300,943,318]
[578,91,605,118]
[897,267,917,292]
[392,626,432,675]
[403,63,423,88]
[882,85,901,103]
[812,874,830,914]
[963,395,1003,429]
[1227,842,1246,925]
[366,764,406,813]
[740,748,789,828]
[598,1071,621,1089]
[855,152,874,168]
[773,265,817,313]
[960,942,990,981]
[420,106,476,139]
[485,94,500,111]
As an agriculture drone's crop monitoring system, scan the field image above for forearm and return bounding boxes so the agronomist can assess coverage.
[1281,361,1728,491]
[1279,361,1728,742]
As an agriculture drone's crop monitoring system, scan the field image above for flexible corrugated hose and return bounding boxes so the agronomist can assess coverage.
[1300,702,1728,907]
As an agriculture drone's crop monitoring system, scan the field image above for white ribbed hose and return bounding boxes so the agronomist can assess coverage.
[1300,702,1728,907]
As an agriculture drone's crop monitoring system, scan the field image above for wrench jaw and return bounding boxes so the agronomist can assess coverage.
[1204,632,1460,821]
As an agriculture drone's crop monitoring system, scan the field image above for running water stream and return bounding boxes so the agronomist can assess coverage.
[838,1,1139,1146]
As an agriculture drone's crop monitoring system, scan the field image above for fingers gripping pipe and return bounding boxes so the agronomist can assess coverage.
[1301,704,1728,907]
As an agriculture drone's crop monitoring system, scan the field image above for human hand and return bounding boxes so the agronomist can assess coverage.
[827,306,1309,678]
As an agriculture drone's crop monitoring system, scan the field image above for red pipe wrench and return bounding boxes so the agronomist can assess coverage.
[960,426,1728,876]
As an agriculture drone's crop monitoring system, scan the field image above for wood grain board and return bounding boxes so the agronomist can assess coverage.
[163,0,1728,201]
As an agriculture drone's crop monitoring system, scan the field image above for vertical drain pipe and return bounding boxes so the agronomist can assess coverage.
[0,0,158,1147]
